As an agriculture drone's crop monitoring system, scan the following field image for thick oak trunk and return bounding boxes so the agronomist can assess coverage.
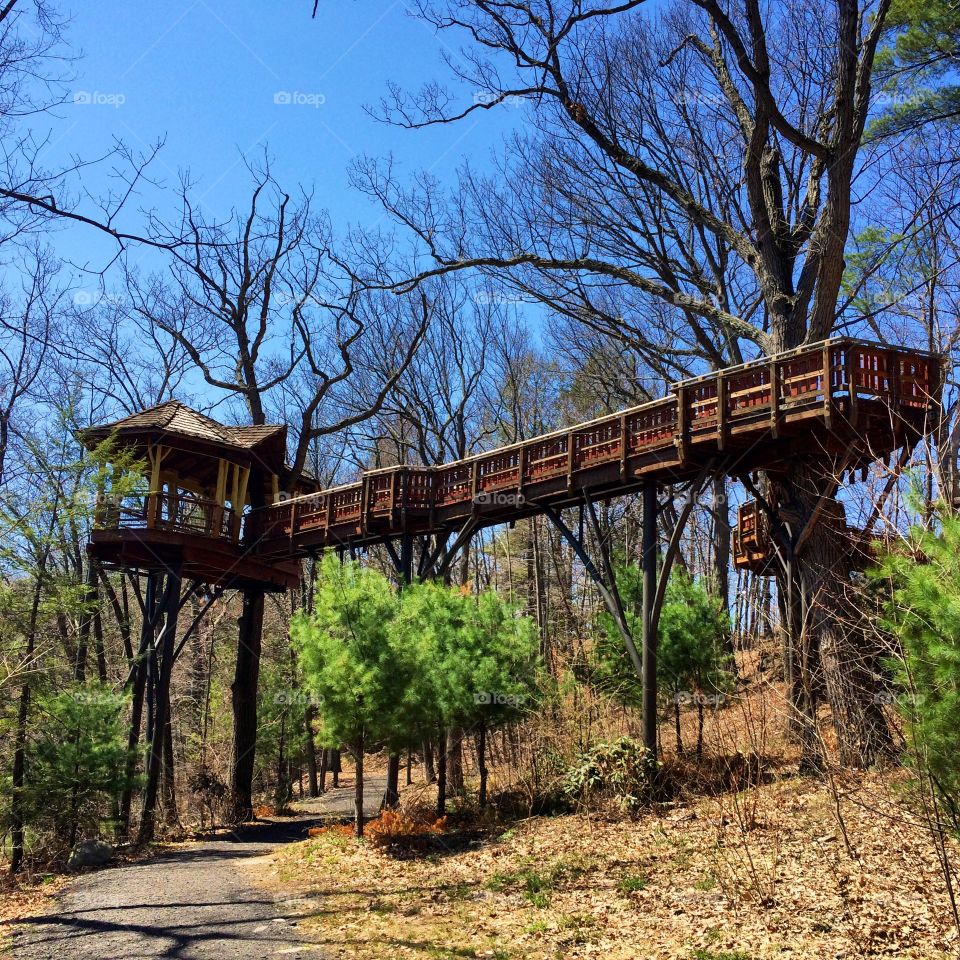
[771,464,893,769]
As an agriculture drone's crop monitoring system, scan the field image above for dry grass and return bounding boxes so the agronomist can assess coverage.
[0,873,70,951]
[260,767,957,959]
[257,645,957,959]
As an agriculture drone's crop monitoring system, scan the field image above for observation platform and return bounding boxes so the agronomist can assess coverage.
[81,339,941,586]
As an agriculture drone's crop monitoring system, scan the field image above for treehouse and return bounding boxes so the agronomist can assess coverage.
[80,339,942,587]
[81,401,313,591]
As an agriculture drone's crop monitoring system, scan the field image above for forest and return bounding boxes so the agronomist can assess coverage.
[2,1,960,958]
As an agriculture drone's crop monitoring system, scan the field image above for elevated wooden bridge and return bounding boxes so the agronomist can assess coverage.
[251,338,939,561]
[81,336,943,786]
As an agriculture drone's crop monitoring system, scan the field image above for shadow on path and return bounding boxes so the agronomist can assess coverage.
[10,781,390,960]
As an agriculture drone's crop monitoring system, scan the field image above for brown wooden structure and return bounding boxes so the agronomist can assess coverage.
[83,401,314,591]
[82,337,942,784]
[251,338,939,560]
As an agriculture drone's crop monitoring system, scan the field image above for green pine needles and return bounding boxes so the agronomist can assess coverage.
[291,554,541,835]
[873,511,960,825]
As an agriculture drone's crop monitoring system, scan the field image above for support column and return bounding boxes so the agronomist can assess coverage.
[642,480,658,759]
[120,572,160,837]
[230,586,265,822]
[138,563,182,845]
[399,533,414,586]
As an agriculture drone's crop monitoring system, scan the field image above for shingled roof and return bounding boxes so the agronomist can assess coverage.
[82,400,286,452]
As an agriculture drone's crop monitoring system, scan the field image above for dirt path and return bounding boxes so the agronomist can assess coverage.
[10,776,387,960]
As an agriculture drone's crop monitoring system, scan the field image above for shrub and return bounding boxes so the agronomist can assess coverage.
[563,736,660,812]
[873,510,960,824]
[365,809,448,847]
[1,682,135,861]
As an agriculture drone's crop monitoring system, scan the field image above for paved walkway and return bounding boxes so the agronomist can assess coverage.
[11,776,387,960]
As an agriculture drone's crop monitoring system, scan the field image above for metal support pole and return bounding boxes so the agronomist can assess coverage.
[642,480,658,759]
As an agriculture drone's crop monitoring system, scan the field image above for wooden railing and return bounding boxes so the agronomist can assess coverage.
[95,492,238,541]
[255,339,940,550]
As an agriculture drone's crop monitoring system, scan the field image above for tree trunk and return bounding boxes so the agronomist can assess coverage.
[75,558,104,683]
[422,739,436,783]
[436,729,447,818]
[674,701,684,756]
[446,729,464,794]
[477,724,488,807]
[230,588,264,822]
[10,551,48,874]
[330,747,341,787]
[804,525,893,767]
[772,464,893,768]
[383,753,400,809]
[304,706,319,797]
[711,475,731,616]
[353,741,365,838]
[162,710,179,827]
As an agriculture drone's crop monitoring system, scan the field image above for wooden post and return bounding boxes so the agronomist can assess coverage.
[230,587,265,823]
[770,358,781,437]
[137,563,182,845]
[823,343,833,429]
[147,445,167,528]
[845,343,858,428]
[675,389,688,464]
[641,480,658,759]
[619,413,629,477]
[716,374,727,451]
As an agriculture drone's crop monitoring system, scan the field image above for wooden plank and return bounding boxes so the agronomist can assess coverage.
[716,373,727,451]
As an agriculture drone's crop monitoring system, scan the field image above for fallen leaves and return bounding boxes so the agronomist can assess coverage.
[260,770,958,960]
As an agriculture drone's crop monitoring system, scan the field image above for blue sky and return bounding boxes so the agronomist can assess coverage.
[46,1,522,270]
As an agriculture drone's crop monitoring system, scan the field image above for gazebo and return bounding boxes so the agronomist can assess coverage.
[81,400,313,591]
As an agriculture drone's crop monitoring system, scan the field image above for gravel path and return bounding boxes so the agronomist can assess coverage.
[11,776,388,960]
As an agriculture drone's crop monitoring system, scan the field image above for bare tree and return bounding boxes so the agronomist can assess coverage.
[122,161,427,820]
[353,0,918,766]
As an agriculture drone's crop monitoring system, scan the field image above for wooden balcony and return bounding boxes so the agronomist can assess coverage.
[255,338,942,558]
[90,492,299,590]
[96,493,238,539]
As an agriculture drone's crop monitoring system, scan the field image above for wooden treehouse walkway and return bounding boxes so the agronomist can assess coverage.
[85,337,940,585]
[252,338,939,559]
[81,336,942,761]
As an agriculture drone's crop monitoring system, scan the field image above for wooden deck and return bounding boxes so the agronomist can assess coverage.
[90,491,301,590]
[250,338,941,558]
